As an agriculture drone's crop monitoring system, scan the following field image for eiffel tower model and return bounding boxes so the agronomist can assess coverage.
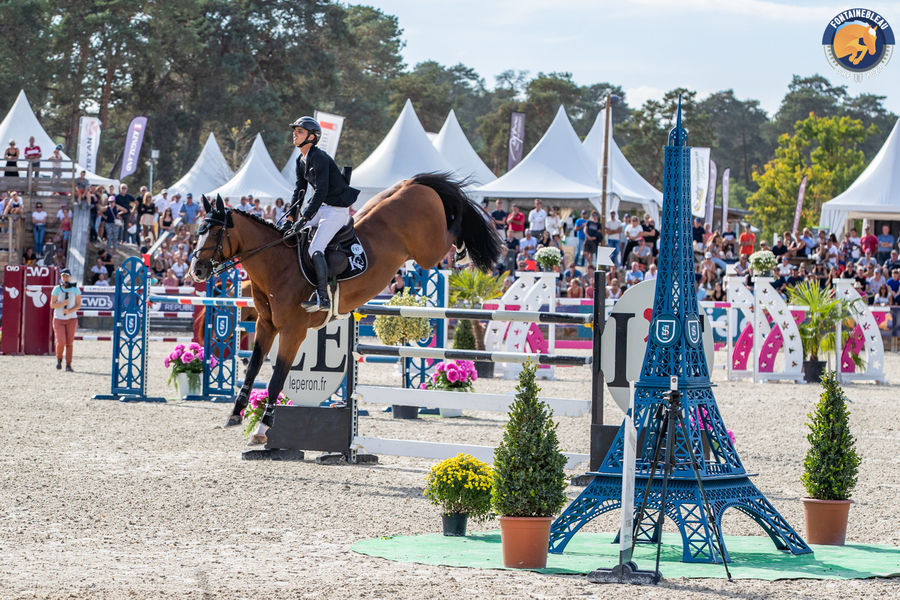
[548,100,812,563]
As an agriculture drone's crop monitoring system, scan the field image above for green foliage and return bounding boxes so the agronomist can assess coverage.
[699,89,772,189]
[491,363,567,517]
[801,372,860,500]
[748,114,873,240]
[372,291,433,346]
[786,281,855,362]
[452,318,476,350]
[449,267,508,351]
[424,453,494,521]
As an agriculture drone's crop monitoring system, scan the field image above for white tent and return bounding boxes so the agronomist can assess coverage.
[474,105,603,200]
[583,108,663,222]
[280,146,300,182]
[432,110,496,187]
[205,133,294,204]
[0,89,118,187]
[819,117,900,235]
[351,99,455,207]
[160,132,233,199]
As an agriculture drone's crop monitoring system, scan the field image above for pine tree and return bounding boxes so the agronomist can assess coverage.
[801,371,860,501]
[491,362,567,517]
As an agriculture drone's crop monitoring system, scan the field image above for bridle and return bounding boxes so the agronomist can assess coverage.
[192,208,290,277]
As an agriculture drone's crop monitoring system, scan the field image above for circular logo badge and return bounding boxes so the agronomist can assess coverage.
[351,243,363,255]
[823,9,894,80]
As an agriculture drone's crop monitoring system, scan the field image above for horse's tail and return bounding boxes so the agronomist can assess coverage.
[411,172,503,272]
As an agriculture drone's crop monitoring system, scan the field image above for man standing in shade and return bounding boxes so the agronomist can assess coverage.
[528,199,547,239]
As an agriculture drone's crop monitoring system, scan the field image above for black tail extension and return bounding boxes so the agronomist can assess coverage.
[411,172,503,272]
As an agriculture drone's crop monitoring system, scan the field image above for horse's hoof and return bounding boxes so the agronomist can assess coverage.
[224,414,243,428]
[248,434,267,446]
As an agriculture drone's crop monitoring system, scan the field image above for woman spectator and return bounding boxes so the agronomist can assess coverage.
[698,252,718,289]
[159,207,175,234]
[874,284,891,306]
[606,278,622,300]
[138,192,156,242]
[567,276,583,299]
[22,247,37,265]
[170,254,189,283]
[710,281,727,302]
[538,230,552,249]
[4,140,19,178]
[273,197,286,225]
[545,206,562,237]
[59,209,71,251]
[161,269,180,288]
[389,271,405,294]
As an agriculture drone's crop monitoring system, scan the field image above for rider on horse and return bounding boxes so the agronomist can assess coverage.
[285,116,359,312]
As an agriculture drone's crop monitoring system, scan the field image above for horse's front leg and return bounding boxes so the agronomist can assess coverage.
[226,317,276,427]
[250,325,308,445]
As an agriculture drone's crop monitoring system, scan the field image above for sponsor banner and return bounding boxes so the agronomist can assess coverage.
[722,168,731,227]
[689,147,711,217]
[507,111,526,171]
[268,318,349,406]
[792,175,808,234]
[705,159,717,226]
[120,116,148,179]
[77,116,102,174]
[313,110,345,158]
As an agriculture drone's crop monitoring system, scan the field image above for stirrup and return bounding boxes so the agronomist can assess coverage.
[302,291,330,312]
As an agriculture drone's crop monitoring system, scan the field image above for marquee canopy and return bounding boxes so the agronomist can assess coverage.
[432,109,496,187]
[160,132,233,199]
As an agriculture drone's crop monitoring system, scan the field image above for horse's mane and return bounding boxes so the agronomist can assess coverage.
[231,209,280,233]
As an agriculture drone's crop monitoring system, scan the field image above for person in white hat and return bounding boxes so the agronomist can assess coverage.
[49,268,81,371]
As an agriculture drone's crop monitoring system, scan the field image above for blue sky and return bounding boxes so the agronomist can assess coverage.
[368,0,900,116]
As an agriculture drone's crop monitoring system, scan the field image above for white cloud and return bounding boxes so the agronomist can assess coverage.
[624,85,666,108]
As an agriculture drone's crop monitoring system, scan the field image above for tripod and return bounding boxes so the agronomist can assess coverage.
[590,382,732,584]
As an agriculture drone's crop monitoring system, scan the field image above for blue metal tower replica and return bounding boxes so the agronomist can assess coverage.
[548,100,812,563]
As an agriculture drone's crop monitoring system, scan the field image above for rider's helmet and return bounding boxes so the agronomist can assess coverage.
[290,116,321,146]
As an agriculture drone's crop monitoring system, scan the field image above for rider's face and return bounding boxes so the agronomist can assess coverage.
[292,127,308,146]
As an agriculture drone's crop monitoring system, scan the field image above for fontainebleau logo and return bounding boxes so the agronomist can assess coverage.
[823,8,894,80]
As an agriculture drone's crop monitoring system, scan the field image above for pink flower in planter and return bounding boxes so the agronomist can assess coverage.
[209,355,218,369]
[181,351,195,364]
[189,342,202,352]
[445,366,460,384]
[163,357,170,368]
[435,362,446,373]
[419,383,428,389]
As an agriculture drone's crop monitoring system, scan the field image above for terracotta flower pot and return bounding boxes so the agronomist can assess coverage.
[801,497,852,545]
[499,516,553,569]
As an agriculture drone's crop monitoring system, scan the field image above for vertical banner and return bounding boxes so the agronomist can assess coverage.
[721,168,731,228]
[313,110,345,158]
[689,147,710,218]
[792,175,809,234]
[77,116,102,174]
[507,111,525,172]
[119,116,148,179]
[705,159,717,227]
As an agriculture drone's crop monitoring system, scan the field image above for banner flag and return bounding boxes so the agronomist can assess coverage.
[507,111,526,172]
[792,175,808,234]
[313,110,345,158]
[77,116,102,174]
[721,168,731,228]
[689,147,711,217]
[119,116,148,179]
[705,159,717,226]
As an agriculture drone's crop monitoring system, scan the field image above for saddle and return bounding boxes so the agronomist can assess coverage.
[296,218,369,286]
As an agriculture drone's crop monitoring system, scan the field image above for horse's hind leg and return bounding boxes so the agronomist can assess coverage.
[226,318,276,427]
[250,326,307,444]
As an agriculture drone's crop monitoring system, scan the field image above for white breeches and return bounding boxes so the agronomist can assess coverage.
[308,204,351,256]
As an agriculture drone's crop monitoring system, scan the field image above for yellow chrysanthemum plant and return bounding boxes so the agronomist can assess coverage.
[424,453,494,522]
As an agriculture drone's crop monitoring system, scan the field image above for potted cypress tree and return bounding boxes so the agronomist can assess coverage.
[800,371,861,545]
[491,362,568,569]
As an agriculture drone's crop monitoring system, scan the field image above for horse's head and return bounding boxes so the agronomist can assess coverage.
[863,25,878,54]
[189,195,234,281]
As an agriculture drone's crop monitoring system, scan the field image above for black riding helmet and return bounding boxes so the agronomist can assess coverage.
[290,116,321,147]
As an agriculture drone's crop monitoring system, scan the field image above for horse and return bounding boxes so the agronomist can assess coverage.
[189,173,503,443]
[833,22,878,65]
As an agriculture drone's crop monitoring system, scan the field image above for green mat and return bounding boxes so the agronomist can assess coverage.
[352,532,900,580]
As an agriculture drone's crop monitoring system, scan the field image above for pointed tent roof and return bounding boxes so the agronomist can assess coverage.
[160,133,233,199]
[582,108,663,220]
[351,99,455,206]
[820,117,900,234]
[432,110,496,186]
[0,89,118,186]
[205,133,293,204]
[475,105,603,199]
[280,146,300,182]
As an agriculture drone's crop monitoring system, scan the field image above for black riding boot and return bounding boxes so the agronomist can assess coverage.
[302,251,331,312]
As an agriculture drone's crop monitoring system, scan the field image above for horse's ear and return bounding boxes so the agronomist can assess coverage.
[215,195,225,213]
[201,195,211,212]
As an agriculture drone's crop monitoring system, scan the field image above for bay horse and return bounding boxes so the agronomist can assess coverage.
[189,173,503,443]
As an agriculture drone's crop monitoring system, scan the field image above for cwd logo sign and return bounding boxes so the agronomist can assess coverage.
[24,285,47,308]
